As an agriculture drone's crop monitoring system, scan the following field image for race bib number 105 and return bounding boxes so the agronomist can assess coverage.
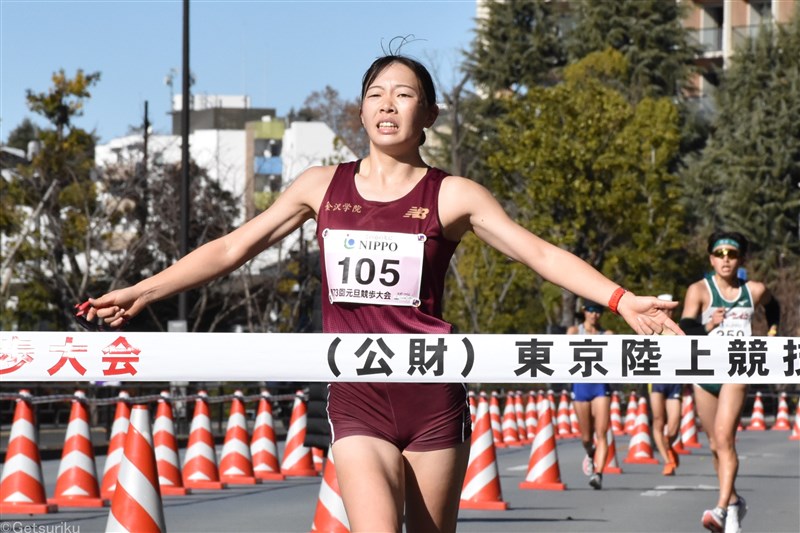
[322,228,426,307]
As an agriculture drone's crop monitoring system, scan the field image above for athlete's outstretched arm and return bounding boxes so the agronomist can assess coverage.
[440,176,681,335]
[86,166,332,327]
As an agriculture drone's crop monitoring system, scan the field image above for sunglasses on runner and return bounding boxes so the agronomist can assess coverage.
[584,306,604,314]
[712,248,739,260]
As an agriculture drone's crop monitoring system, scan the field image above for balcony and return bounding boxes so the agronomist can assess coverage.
[690,26,723,52]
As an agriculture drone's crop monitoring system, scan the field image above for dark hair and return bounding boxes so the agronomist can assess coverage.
[360,55,437,146]
[707,230,749,256]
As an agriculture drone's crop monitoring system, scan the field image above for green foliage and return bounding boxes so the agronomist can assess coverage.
[680,13,800,333]
[5,118,39,151]
[566,0,701,101]
[25,69,101,131]
[464,0,567,94]
[468,51,691,331]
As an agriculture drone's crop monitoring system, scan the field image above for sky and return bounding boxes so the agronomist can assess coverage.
[1,0,478,144]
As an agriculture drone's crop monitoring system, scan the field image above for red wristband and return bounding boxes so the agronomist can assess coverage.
[608,287,627,315]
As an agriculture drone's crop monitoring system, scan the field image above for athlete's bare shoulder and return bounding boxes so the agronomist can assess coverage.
[745,279,769,306]
[284,164,338,216]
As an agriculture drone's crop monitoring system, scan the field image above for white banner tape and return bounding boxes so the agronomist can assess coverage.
[1,331,798,384]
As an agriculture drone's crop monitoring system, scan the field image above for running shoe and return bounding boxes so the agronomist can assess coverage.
[726,495,747,533]
[667,446,680,469]
[582,454,595,476]
[588,473,602,490]
[661,462,676,476]
[701,506,727,533]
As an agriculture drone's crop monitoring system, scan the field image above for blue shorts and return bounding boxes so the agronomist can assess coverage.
[650,384,682,400]
[571,383,611,402]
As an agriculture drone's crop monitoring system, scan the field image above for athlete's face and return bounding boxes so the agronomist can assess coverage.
[709,246,740,277]
[360,62,438,150]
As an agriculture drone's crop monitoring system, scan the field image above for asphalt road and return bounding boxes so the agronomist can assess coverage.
[1,429,798,532]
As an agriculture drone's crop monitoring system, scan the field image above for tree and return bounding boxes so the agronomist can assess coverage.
[5,118,40,152]
[447,50,694,332]
[566,0,701,102]
[681,13,800,334]
[1,69,101,330]
[296,86,369,158]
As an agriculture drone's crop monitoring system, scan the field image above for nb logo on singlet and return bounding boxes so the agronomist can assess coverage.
[403,207,429,220]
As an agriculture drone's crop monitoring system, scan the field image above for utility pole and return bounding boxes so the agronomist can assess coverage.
[178,0,190,327]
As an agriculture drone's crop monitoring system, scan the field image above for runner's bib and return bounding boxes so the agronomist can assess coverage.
[322,228,426,307]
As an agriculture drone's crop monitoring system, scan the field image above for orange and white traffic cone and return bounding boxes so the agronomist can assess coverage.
[680,388,702,448]
[468,390,477,429]
[101,391,130,499]
[601,428,623,474]
[745,391,767,431]
[48,390,107,507]
[460,392,508,510]
[250,391,285,481]
[0,390,57,515]
[555,390,572,440]
[569,401,580,438]
[219,391,258,485]
[790,402,800,441]
[182,391,226,490]
[514,392,527,443]
[772,392,792,431]
[624,391,638,435]
[624,396,659,464]
[153,391,189,496]
[524,391,538,442]
[312,447,325,473]
[280,390,318,477]
[519,393,566,491]
[501,391,521,447]
[310,447,350,532]
[105,405,166,533]
[489,391,505,448]
[610,391,625,435]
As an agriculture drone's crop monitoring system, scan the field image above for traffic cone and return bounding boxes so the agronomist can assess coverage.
[745,391,767,431]
[569,401,580,438]
[680,388,702,448]
[105,405,166,533]
[219,390,258,485]
[772,392,792,431]
[790,402,800,441]
[48,390,107,507]
[514,392,527,443]
[610,391,625,435]
[101,391,131,499]
[624,396,659,464]
[313,447,325,473]
[489,391,505,448]
[0,390,57,515]
[524,391,538,442]
[250,391,284,481]
[310,448,350,532]
[468,390,477,429]
[460,393,508,510]
[182,391,226,490]
[519,393,566,490]
[280,390,318,477]
[153,391,189,496]
[601,428,623,474]
[501,391,521,447]
[624,391,638,435]
[555,390,572,439]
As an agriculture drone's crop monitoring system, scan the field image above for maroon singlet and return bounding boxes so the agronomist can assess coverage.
[318,161,471,451]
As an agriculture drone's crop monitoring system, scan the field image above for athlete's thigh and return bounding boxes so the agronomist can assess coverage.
[715,384,747,436]
[332,435,404,532]
[650,392,666,423]
[402,441,470,533]
[692,384,719,439]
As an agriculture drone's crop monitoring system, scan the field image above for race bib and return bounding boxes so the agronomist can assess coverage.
[322,228,426,307]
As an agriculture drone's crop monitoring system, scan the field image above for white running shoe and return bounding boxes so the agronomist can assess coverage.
[726,495,747,533]
[582,454,594,476]
[702,506,727,533]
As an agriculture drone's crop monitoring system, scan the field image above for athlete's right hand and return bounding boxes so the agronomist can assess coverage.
[85,287,145,329]
[707,307,726,330]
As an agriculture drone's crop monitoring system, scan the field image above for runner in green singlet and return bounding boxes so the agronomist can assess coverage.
[681,231,780,533]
